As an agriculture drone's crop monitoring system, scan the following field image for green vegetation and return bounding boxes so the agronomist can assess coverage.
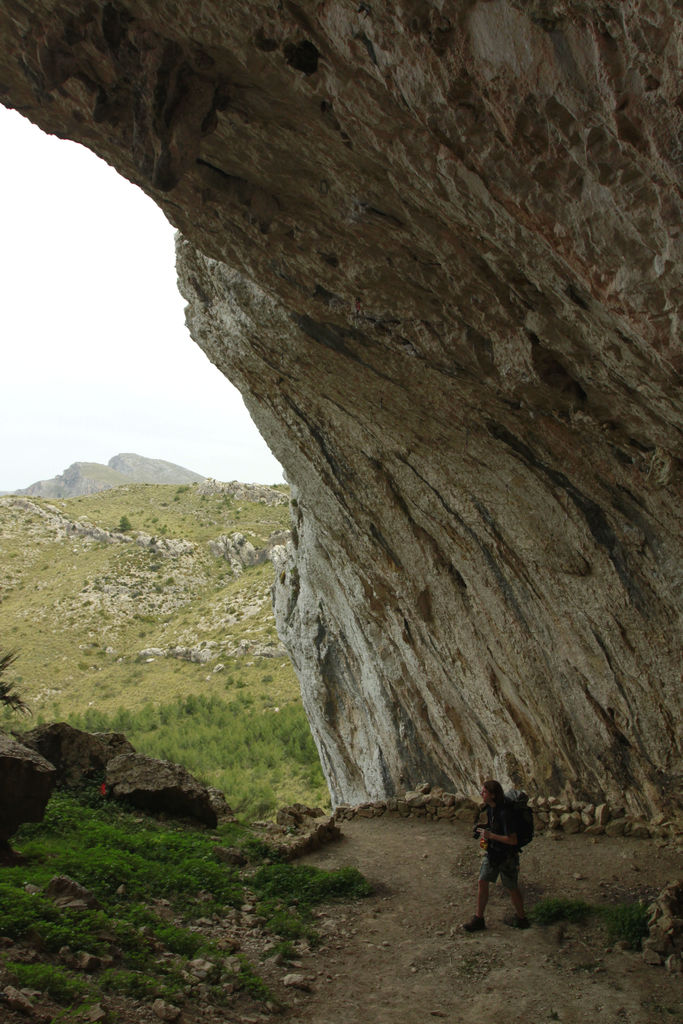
[0,482,293,713]
[602,901,649,950]
[529,897,593,924]
[3,962,87,1005]
[0,482,330,818]
[68,692,328,822]
[250,863,372,946]
[0,788,370,1015]
[252,863,372,904]
[0,647,29,713]
[529,897,650,950]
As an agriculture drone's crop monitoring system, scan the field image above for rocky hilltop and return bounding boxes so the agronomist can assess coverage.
[18,453,205,498]
[0,2,680,815]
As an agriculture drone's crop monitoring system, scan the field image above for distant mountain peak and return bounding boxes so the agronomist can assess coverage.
[107,453,205,485]
[17,454,206,498]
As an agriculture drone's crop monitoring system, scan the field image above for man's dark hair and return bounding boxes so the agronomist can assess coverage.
[482,779,505,805]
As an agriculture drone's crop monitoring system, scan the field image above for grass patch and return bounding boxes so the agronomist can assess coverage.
[251,864,372,905]
[250,863,372,945]
[529,897,651,951]
[601,901,649,950]
[1,788,368,1015]
[13,788,243,912]
[529,898,593,924]
[4,962,87,1005]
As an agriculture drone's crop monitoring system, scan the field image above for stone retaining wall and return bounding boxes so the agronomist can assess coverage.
[252,804,341,860]
[644,881,683,973]
[332,783,682,844]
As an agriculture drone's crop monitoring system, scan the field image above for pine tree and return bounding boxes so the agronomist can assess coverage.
[0,649,30,714]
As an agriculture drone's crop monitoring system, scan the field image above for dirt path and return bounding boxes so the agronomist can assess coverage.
[279,816,682,1024]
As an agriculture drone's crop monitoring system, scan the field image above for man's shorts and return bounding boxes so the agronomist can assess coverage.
[479,851,519,890]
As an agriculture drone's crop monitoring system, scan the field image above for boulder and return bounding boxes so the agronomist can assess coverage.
[17,722,134,785]
[206,785,236,822]
[209,531,263,573]
[214,847,247,867]
[0,732,56,846]
[105,753,225,827]
[46,875,101,911]
[152,999,182,1022]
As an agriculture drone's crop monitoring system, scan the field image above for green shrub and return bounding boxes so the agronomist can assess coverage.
[272,939,296,962]
[0,883,67,947]
[252,863,372,906]
[4,962,87,1005]
[250,863,370,946]
[239,836,285,863]
[236,956,273,1002]
[99,968,158,999]
[118,514,132,532]
[601,902,649,950]
[15,791,243,911]
[529,898,593,924]
[152,923,207,957]
[263,907,314,941]
[0,648,29,714]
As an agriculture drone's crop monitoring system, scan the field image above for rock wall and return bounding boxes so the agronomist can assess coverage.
[1,1,680,814]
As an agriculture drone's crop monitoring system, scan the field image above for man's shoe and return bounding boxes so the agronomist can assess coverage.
[463,915,486,932]
[504,915,530,929]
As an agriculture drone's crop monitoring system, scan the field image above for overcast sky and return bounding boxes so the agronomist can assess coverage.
[0,105,284,492]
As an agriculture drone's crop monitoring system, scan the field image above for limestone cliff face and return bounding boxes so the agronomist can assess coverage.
[1,1,680,813]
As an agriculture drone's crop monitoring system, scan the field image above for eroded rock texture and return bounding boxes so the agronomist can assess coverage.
[1,1,680,813]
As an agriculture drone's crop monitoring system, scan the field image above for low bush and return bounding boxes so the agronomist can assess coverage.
[528,898,593,924]
[251,863,372,905]
[17,791,243,911]
[601,901,649,950]
[236,956,273,1002]
[529,897,651,951]
[4,962,87,1005]
[251,863,372,944]
[99,968,159,1000]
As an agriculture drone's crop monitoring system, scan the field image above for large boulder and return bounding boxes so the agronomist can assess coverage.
[105,753,227,827]
[17,723,135,785]
[0,732,56,846]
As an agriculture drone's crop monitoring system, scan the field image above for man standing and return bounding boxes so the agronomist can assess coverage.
[463,779,530,932]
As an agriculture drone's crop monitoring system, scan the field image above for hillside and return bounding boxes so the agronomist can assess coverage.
[16,453,206,498]
[0,480,328,817]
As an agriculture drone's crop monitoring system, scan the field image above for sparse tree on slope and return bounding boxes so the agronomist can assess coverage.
[0,649,30,715]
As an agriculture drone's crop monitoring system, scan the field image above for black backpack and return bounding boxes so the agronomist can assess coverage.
[504,789,534,849]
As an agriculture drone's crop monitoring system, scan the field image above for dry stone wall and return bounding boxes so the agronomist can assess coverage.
[645,881,683,972]
[333,782,683,845]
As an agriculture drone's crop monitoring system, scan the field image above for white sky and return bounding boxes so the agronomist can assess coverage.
[0,105,284,492]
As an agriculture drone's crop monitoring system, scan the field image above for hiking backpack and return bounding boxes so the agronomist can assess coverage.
[504,789,534,849]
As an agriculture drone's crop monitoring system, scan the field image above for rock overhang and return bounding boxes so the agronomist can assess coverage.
[1,0,680,814]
